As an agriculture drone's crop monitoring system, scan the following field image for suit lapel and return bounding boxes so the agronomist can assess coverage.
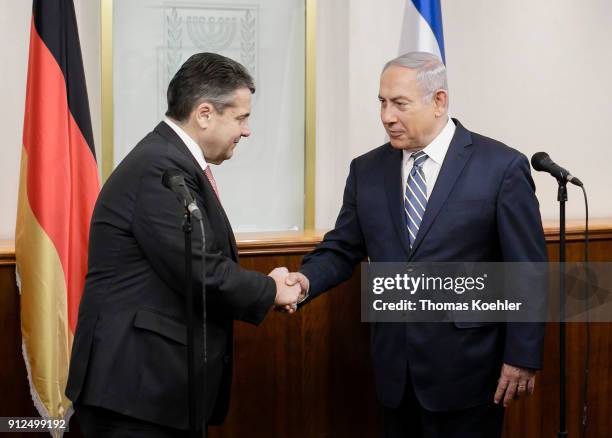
[409,120,473,258]
[383,145,412,258]
[154,122,239,260]
[198,170,239,260]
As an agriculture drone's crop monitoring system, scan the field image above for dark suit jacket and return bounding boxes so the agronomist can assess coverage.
[66,121,276,429]
[300,119,548,411]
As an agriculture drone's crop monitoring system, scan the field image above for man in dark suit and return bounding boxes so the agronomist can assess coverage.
[284,52,548,437]
[66,53,303,436]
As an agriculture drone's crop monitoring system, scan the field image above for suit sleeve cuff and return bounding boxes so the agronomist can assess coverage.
[241,275,276,325]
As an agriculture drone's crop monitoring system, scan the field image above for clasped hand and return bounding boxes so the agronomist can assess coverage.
[267,268,309,314]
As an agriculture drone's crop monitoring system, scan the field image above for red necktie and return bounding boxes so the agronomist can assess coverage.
[204,165,221,201]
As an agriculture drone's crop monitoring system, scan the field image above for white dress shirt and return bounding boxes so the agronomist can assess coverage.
[401,117,456,199]
[164,117,209,172]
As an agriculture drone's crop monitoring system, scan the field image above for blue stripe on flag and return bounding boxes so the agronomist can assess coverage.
[410,0,446,63]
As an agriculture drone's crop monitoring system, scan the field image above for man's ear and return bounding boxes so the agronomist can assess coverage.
[433,89,448,116]
[194,102,214,128]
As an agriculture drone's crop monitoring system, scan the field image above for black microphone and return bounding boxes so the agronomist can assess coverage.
[531,152,583,187]
[162,170,202,220]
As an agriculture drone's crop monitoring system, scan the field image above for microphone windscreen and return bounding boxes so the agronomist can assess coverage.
[531,152,550,171]
[162,169,183,188]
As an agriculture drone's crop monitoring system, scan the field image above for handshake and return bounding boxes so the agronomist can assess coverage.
[268,267,310,314]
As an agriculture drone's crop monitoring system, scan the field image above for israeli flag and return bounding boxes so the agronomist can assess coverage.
[399,0,446,64]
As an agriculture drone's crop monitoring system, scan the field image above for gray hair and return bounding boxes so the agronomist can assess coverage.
[383,52,448,101]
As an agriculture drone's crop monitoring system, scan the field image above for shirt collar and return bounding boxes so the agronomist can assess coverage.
[164,117,208,172]
[403,117,456,165]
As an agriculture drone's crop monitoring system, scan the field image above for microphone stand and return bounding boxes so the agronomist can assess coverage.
[183,208,209,438]
[557,179,568,438]
[198,217,208,438]
[182,208,198,438]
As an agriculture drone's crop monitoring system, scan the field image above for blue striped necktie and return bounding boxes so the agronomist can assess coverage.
[404,151,428,247]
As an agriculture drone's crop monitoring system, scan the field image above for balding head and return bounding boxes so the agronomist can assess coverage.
[383,52,448,102]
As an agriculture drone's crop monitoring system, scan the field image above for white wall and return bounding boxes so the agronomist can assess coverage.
[443,0,611,223]
[315,0,612,228]
[314,0,351,228]
[1,0,610,238]
[0,0,30,240]
[0,0,101,240]
[316,0,407,228]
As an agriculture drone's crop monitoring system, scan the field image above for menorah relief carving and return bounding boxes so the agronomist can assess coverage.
[186,15,238,51]
[160,4,259,115]
[166,7,183,83]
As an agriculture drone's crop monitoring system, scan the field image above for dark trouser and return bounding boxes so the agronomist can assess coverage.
[74,404,200,438]
[383,377,504,438]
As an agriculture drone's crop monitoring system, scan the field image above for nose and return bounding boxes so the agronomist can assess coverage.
[381,106,397,125]
[241,121,251,138]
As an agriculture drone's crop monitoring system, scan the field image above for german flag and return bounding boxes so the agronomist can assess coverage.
[15,0,99,425]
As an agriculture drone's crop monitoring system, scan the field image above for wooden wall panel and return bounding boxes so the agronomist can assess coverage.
[1,223,611,437]
[502,233,612,438]
[0,264,40,435]
[0,259,84,437]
